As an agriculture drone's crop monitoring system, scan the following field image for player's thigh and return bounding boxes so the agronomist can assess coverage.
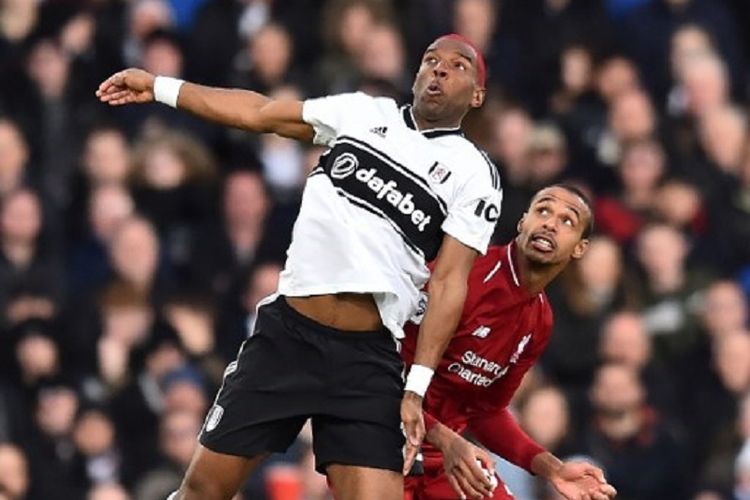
[327,463,403,500]
[178,444,268,500]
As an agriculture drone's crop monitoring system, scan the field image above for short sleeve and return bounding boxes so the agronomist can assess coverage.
[302,92,371,147]
[442,181,503,255]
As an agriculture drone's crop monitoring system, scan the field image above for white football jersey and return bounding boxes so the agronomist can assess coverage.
[277,92,503,338]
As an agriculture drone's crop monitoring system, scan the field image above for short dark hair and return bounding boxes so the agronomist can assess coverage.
[530,183,595,238]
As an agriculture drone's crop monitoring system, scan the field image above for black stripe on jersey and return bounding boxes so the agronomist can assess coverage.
[322,141,446,261]
[338,135,448,214]
[335,188,426,258]
[478,149,502,191]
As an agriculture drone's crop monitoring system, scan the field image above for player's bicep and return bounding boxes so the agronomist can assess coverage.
[256,99,315,142]
[431,234,478,285]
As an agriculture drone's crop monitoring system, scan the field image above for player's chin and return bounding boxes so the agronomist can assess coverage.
[525,247,558,265]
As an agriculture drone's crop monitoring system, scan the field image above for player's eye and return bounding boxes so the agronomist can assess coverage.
[563,218,574,227]
[454,61,466,70]
[537,207,549,215]
[424,56,437,65]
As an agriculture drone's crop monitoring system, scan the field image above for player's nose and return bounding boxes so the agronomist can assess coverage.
[432,61,448,78]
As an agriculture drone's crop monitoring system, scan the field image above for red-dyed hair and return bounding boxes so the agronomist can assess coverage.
[435,33,487,88]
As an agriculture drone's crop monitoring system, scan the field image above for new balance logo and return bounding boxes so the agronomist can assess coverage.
[369,126,388,137]
[471,325,491,338]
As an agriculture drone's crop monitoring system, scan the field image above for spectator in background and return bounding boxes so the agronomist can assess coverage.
[595,138,666,246]
[543,235,636,393]
[319,0,393,94]
[71,407,124,490]
[129,130,217,279]
[133,409,202,500]
[488,105,533,243]
[88,482,131,500]
[122,0,174,68]
[595,56,642,105]
[0,443,29,500]
[598,311,678,419]
[550,44,596,117]
[0,189,63,331]
[356,23,409,99]
[231,23,297,95]
[0,118,31,198]
[686,330,750,490]
[494,121,568,245]
[12,320,62,392]
[108,216,165,300]
[581,362,686,500]
[190,171,281,304]
[20,37,95,211]
[217,261,282,364]
[27,381,83,500]
[598,88,658,171]
[633,222,712,359]
[715,141,750,273]
[68,184,136,295]
[691,104,747,193]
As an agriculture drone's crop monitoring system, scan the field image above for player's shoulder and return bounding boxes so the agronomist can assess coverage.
[441,137,502,192]
[466,245,507,290]
[307,91,398,114]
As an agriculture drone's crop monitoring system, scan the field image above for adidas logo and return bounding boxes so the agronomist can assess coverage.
[369,126,388,137]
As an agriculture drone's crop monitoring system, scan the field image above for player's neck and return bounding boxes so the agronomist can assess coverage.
[411,106,463,131]
[515,253,563,296]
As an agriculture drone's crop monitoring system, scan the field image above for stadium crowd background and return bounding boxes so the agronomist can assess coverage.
[0,0,749,498]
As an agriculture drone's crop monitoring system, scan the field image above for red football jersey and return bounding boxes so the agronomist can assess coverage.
[402,242,553,471]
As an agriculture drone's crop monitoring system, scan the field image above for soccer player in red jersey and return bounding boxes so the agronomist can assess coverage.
[402,185,618,499]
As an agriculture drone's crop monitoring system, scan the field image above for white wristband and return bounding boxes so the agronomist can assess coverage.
[154,76,185,108]
[404,364,434,397]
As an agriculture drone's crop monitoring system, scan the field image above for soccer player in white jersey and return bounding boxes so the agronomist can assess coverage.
[97,34,502,500]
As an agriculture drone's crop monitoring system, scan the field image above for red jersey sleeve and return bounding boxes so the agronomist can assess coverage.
[469,407,545,473]
[467,314,551,472]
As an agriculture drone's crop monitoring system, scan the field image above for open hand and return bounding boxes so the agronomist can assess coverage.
[96,68,156,106]
[550,460,617,500]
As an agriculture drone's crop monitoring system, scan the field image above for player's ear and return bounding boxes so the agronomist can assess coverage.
[471,87,486,108]
[516,214,526,234]
[571,238,590,260]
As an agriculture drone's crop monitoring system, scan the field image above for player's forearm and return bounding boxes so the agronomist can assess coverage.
[530,451,563,480]
[175,82,272,131]
[425,419,460,451]
[470,408,545,473]
[413,277,466,369]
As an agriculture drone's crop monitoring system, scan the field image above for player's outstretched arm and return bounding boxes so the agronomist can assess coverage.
[95,68,314,141]
[401,235,477,471]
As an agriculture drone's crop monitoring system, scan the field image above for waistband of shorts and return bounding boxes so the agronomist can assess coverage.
[273,295,391,340]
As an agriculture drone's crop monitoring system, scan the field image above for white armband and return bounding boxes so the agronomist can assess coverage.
[154,76,185,108]
[404,364,434,397]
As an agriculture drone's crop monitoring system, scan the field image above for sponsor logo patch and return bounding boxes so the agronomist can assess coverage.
[205,405,224,432]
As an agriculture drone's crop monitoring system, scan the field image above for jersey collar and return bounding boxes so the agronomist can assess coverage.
[401,105,464,139]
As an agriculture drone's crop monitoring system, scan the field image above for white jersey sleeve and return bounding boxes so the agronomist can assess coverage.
[441,166,503,255]
[302,92,372,147]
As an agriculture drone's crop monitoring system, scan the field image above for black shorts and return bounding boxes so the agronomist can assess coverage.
[199,296,405,473]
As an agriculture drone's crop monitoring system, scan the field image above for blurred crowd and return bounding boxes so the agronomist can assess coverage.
[0,0,749,499]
